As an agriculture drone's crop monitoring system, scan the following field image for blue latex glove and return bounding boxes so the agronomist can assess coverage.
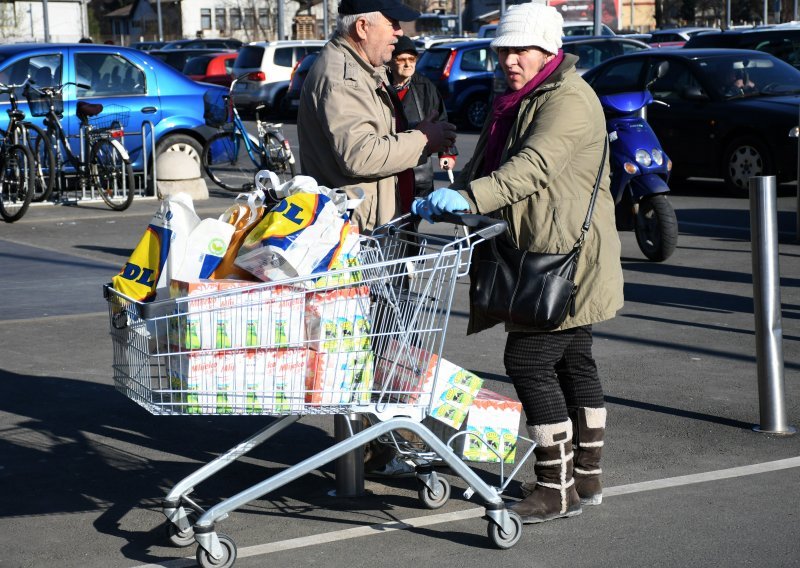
[411,198,435,222]
[427,188,470,217]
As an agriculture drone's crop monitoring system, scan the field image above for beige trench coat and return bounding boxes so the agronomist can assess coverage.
[297,36,428,232]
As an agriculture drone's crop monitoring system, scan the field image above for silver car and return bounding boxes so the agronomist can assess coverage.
[231,40,324,114]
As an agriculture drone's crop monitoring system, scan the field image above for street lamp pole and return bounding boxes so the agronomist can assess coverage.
[323,0,329,39]
[41,0,51,42]
[277,0,285,40]
[156,0,163,42]
[726,0,731,28]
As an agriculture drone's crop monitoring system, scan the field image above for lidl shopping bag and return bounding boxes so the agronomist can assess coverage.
[235,192,347,281]
[112,193,200,301]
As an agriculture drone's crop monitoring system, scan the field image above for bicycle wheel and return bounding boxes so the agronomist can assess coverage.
[90,138,135,211]
[264,133,296,184]
[202,130,260,192]
[24,123,56,202]
[0,144,35,223]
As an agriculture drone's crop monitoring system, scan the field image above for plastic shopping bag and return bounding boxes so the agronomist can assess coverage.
[172,218,235,282]
[235,192,347,281]
[112,193,200,301]
[211,189,268,281]
[233,171,364,283]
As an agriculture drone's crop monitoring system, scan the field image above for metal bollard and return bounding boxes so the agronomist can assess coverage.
[749,176,796,435]
[332,413,366,496]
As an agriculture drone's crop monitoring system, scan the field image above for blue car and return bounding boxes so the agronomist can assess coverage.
[415,39,498,130]
[0,43,225,171]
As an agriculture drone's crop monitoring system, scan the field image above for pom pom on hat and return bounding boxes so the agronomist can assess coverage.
[490,3,564,54]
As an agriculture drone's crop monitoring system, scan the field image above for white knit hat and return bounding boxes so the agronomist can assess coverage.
[490,2,564,54]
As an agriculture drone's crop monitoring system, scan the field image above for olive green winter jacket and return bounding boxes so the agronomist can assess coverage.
[453,54,624,334]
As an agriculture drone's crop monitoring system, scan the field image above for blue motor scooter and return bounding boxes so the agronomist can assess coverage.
[599,84,678,262]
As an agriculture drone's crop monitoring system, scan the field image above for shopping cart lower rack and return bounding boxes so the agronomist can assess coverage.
[104,213,524,567]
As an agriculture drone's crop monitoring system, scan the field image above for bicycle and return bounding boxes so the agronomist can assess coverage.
[0,84,36,223]
[201,75,296,192]
[25,81,135,211]
[0,79,56,203]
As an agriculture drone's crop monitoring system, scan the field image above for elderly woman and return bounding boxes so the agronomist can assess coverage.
[413,3,623,524]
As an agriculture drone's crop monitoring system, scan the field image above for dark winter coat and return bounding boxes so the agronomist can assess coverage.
[388,71,455,195]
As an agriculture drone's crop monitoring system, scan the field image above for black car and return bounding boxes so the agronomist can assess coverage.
[684,27,800,69]
[160,38,244,51]
[149,48,234,72]
[582,48,800,192]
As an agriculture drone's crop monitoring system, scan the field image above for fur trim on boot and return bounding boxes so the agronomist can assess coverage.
[570,406,606,506]
[509,420,582,524]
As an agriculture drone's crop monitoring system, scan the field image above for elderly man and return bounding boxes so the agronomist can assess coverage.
[297,0,457,232]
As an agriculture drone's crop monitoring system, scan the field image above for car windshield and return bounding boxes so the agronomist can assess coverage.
[417,49,451,72]
[183,55,213,75]
[700,54,800,99]
[235,46,264,68]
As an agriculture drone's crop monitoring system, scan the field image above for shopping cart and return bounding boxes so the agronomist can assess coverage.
[104,212,523,568]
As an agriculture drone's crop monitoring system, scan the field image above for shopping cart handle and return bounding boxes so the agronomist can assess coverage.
[433,212,507,239]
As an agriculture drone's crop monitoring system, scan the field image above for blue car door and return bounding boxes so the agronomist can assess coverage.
[68,47,161,168]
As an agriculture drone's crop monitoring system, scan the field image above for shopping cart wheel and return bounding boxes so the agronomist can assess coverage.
[487,510,523,550]
[164,506,200,547]
[417,476,451,509]
[196,533,237,568]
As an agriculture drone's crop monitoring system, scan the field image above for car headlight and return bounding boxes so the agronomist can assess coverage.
[651,148,664,166]
[790,126,799,138]
[635,149,652,167]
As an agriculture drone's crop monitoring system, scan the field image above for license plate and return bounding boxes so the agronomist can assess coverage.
[235,82,249,90]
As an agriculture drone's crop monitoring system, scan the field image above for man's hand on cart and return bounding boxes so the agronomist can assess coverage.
[412,188,470,223]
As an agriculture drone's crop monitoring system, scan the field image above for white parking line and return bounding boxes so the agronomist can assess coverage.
[132,456,800,568]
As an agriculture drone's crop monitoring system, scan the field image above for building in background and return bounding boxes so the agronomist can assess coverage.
[0,0,90,42]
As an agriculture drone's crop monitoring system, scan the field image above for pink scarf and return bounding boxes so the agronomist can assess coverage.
[482,51,564,176]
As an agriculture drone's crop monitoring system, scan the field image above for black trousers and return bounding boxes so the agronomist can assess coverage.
[504,325,604,426]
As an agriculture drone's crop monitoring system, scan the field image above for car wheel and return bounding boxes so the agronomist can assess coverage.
[464,96,489,130]
[157,134,203,168]
[723,136,771,195]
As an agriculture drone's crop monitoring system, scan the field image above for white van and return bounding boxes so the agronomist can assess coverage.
[232,40,325,114]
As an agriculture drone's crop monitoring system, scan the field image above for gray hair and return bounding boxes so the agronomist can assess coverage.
[335,11,383,37]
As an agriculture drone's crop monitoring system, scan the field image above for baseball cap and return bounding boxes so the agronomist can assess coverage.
[338,0,421,22]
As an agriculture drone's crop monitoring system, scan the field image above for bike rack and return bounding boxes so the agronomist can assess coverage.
[49,121,153,204]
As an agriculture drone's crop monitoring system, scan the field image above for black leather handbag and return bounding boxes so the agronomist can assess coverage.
[470,140,607,331]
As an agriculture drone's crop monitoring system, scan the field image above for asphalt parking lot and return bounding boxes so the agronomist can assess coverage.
[1,128,799,567]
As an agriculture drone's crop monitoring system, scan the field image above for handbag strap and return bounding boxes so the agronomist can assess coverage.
[575,136,609,249]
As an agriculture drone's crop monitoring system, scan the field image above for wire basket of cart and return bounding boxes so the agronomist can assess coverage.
[104,211,527,568]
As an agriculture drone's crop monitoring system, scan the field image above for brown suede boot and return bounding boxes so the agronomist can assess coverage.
[570,406,606,506]
[509,420,582,524]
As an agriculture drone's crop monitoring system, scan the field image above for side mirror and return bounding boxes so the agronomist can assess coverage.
[656,61,669,79]
[682,86,709,101]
